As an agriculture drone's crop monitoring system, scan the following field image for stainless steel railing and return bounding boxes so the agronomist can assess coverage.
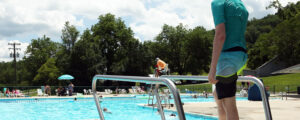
[92,75,186,120]
[160,75,272,120]
[92,75,272,120]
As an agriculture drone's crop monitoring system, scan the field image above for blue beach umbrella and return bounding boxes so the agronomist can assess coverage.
[58,74,74,80]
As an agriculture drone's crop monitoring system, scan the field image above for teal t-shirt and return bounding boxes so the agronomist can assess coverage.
[211,0,248,51]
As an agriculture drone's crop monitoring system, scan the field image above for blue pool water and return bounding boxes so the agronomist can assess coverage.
[0,96,229,120]
[136,94,248,103]
[180,96,248,103]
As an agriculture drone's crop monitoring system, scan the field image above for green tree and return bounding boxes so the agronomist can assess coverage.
[265,13,300,65]
[0,62,14,85]
[267,1,300,20]
[91,13,139,75]
[153,24,213,75]
[247,2,300,69]
[57,22,80,74]
[69,13,152,86]
[33,58,60,85]
[0,60,30,86]
[16,60,31,85]
[266,0,283,10]
[246,15,282,69]
[276,2,300,20]
[245,15,282,49]
[247,33,273,69]
[123,40,152,76]
[185,27,213,74]
[71,29,105,85]
[23,35,58,85]
[61,21,80,52]
[154,24,189,74]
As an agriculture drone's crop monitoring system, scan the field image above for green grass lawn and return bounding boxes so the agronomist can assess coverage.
[176,83,212,93]
[171,73,300,94]
[261,73,300,93]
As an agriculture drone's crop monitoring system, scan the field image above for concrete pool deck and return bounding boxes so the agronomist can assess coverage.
[166,95,300,120]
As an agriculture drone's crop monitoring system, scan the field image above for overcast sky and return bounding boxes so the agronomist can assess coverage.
[0,0,298,62]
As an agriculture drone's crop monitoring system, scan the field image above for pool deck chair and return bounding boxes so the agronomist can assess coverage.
[88,89,92,95]
[15,90,25,97]
[104,89,112,94]
[128,88,137,94]
[37,89,48,96]
[120,89,127,94]
[37,89,43,96]
[83,89,88,95]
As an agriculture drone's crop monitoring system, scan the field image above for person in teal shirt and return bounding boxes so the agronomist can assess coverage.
[208,0,248,120]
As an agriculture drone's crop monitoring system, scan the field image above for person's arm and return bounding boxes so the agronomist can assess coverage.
[208,23,226,84]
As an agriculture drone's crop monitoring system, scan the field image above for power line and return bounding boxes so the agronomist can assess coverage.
[8,42,21,85]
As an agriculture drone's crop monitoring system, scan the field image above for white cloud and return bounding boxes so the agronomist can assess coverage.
[130,0,298,41]
[244,0,277,19]
[0,0,298,61]
[0,0,148,40]
[1,0,297,41]
[129,0,213,40]
[243,0,299,19]
[281,0,299,5]
[0,0,84,41]
[0,40,29,62]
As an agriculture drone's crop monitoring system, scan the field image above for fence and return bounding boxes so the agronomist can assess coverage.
[266,85,300,94]
[0,86,132,98]
[0,84,299,98]
[172,84,300,95]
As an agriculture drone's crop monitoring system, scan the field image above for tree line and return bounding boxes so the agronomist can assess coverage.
[0,1,299,86]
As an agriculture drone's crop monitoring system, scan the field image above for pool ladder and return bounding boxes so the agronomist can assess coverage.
[147,84,171,109]
[92,75,272,120]
[147,84,155,107]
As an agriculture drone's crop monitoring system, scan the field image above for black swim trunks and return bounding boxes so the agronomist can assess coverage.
[215,73,238,99]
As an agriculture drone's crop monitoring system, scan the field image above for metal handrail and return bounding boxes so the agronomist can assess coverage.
[154,85,166,120]
[92,75,186,120]
[160,75,272,120]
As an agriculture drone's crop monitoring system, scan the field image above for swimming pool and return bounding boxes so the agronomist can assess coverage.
[0,97,219,120]
[136,94,248,103]
[180,95,248,103]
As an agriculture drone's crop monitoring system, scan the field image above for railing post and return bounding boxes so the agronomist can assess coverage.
[253,78,272,120]
[273,85,275,94]
[92,78,105,120]
[154,85,166,120]
[287,85,289,95]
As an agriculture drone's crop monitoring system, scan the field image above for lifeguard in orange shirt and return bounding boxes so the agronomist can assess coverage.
[155,58,167,77]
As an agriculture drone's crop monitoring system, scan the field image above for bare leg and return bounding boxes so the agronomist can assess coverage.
[213,90,226,120]
[223,96,239,120]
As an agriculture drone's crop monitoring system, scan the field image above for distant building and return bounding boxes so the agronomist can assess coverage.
[272,64,300,74]
[243,56,299,77]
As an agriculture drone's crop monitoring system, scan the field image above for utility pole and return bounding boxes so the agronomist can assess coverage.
[8,42,21,85]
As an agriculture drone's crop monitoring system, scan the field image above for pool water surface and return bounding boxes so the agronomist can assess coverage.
[0,97,222,120]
